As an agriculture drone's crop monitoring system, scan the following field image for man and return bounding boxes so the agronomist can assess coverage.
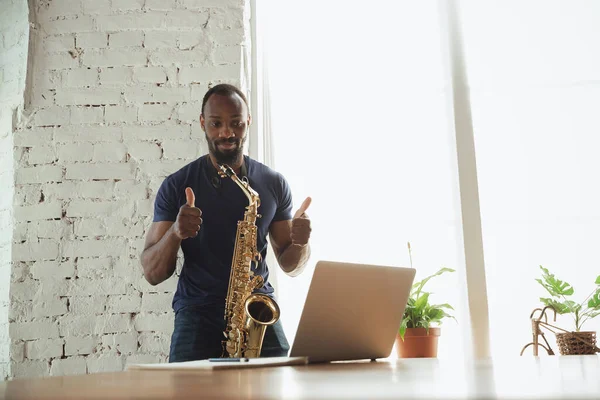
[140,83,312,362]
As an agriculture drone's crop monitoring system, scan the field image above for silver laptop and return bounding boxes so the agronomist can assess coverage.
[288,260,416,363]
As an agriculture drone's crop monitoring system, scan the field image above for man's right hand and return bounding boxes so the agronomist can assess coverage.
[173,187,203,240]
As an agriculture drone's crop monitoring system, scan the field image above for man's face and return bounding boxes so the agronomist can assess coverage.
[200,93,250,166]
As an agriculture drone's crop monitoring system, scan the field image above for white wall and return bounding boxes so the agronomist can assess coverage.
[8,0,248,379]
[0,0,30,380]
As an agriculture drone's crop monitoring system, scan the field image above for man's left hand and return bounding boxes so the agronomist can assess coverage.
[291,197,312,246]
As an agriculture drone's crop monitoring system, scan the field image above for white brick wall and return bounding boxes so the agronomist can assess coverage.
[1,0,30,381]
[6,0,249,379]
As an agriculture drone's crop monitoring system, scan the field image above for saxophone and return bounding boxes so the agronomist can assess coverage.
[218,164,281,358]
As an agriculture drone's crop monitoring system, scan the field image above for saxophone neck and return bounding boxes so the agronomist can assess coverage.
[218,164,260,208]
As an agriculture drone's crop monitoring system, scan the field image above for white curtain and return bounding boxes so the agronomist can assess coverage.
[254,0,600,360]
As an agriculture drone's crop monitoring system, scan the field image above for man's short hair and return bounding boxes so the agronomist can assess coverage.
[201,84,249,115]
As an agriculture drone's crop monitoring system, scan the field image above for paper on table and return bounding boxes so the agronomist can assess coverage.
[126,357,309,371]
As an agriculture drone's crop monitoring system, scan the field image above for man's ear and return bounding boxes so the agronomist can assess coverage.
[248,114,252,126]
[200,114,205,131]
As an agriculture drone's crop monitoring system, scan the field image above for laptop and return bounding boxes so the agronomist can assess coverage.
[127,260,415,371]
[288,260,416,363]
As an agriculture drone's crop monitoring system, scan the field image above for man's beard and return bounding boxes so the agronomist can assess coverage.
[206,134,246,166]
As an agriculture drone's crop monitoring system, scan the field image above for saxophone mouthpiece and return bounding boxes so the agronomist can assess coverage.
[217,164,235,178]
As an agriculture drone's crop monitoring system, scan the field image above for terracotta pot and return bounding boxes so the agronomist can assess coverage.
[395,327,441,358]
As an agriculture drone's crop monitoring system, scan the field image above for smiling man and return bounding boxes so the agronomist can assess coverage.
[140,83,312,362]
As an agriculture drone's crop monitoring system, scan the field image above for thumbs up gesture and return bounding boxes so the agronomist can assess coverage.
[291,197,312,246]
[174,187,203,240]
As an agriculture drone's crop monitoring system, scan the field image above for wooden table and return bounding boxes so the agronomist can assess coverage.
[2,356,599,399]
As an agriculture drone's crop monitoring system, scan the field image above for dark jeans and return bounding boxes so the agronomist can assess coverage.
[169,304,290,362]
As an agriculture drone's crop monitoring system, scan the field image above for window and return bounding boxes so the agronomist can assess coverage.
[460,0,600,358]
[256,0,468,360]
[255,0,600,360]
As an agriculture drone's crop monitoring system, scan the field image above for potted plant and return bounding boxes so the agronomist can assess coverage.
[535,266,600,355]
[396,243,456,358]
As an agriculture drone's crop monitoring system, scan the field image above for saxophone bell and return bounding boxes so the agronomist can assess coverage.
[242,293,281,358]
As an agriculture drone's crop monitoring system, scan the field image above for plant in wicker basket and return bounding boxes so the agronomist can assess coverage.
[536,266,600,355]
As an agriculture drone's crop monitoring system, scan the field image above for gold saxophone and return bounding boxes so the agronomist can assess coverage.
[217,164,281,358]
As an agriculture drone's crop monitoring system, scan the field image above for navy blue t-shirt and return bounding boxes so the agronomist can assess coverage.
[153,155,293,312]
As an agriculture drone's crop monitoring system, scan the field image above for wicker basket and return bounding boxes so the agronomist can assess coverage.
[555,331,597,355]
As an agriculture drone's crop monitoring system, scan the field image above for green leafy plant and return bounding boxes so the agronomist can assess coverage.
[399,243,457,340]
[536,266,600,332]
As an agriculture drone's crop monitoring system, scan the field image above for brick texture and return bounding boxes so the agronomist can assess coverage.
[6,0,249,379]
[1,0,30,381]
